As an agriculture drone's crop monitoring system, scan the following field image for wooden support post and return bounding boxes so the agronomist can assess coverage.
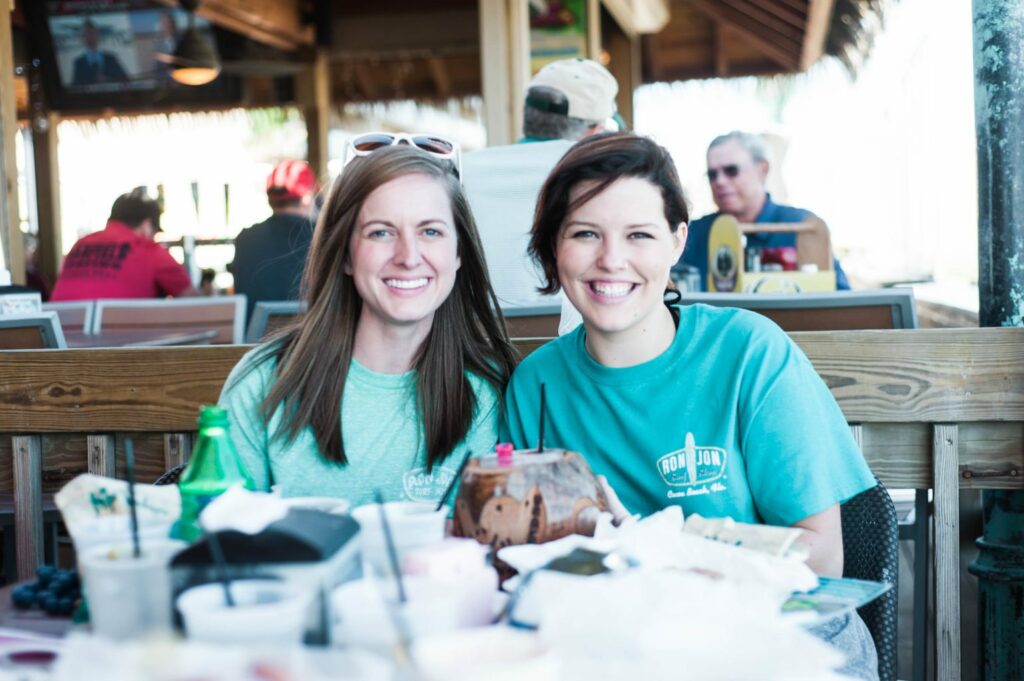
[12,435,43,580]
[296,49,330,185]
[87,434,117,478]
[604,11,640,131]
[479,0,529,146]
[32,113,62,288]
[164,433,192,471]
[933,423,961,681]
[585,0,601,61]
[0,5,25,282]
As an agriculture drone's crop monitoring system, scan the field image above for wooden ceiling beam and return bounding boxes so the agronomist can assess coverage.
[154,0,313,51]
[800,0,835,70]
[685,0,800,70]
[352,63,380,101]
[713,22,729,78]
[744,0,806,31]
[720,0,804,43]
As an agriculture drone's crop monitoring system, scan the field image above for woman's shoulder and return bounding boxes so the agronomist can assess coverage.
[682,303,790,344]
[510,332,577,381]
[223,342,281,396]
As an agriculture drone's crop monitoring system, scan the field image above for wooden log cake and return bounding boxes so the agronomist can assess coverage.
[453,448,609,552]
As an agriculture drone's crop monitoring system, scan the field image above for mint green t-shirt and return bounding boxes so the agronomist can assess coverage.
[219,346,500,506]
[502,304,875,526]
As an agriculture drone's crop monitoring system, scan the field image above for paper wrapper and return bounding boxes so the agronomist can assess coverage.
[55,474,180,554]
[682,513,807,560]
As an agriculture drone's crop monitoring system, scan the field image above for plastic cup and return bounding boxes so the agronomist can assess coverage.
[350,502,447,577]
[71,515,174,557]
[331,576,467,651]
[79,539,186,640]
[412,627,558,681]
[176,579,314,645]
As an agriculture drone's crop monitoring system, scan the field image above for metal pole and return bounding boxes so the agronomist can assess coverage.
[970,2,1024,680]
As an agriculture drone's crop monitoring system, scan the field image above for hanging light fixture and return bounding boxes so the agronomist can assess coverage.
[157,0,221,86]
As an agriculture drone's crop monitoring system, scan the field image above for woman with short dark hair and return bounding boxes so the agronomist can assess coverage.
[503,132,879,680]
[222,143,516,505]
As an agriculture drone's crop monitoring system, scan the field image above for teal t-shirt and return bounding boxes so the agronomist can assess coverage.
[502,304,875,526]
[219,346,500,506]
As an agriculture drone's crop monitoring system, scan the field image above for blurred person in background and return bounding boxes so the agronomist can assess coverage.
[230,160,316,324]
[51,188,198,301]
[675,131,850,290]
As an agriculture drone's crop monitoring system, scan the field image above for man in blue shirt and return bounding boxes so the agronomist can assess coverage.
[675,131,850,290]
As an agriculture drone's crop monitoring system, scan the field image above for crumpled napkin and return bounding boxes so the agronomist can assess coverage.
[199,485,289,535]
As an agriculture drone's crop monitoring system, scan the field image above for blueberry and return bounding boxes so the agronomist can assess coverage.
[35,565,56,586]
[57,598,74,616]
[43,595,60,615]
[11,587,34,610]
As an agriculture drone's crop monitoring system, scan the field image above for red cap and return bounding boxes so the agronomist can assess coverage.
[266,160,316,201]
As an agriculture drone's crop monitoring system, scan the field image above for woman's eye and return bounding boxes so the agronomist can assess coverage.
[368,229,392,239]
[629,231,655,240]
[423,227,443,237]
[570,229,598,239]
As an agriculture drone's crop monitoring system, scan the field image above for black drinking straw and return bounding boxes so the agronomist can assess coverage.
[124,438,141,559]
[374,490,407,603]
[537,382,546,453]
[434,450,473,513]
[205,529,235,607]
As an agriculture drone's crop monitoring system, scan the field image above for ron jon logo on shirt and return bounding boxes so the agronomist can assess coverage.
[656,432,728,488]
[402,465,457,502]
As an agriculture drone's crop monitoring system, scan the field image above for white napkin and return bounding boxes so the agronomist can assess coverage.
[199,485,289,535]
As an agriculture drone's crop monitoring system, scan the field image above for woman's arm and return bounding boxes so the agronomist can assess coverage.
[793,503,844,577]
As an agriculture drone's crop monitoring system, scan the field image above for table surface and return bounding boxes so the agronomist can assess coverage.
[64,329,218,348]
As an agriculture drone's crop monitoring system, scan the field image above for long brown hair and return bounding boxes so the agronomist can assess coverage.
[250,146,516,469]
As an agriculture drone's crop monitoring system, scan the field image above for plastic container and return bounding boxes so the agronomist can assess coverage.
[350,501,447,576]
[176,578,314,645]
[79,539,186,640]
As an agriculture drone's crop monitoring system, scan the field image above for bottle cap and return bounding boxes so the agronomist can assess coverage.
[197,405,229,428]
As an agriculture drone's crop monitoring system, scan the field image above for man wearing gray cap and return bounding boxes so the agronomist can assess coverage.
[521,57,620,143]
[463,58,621,326]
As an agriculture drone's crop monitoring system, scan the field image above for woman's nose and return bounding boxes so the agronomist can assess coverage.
[394,232,422,267]
[596,238,626,270]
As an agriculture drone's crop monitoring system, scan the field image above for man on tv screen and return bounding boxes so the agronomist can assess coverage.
[71,19,129,86]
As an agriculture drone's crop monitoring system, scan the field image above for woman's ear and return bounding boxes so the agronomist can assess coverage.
[671,222,688,262]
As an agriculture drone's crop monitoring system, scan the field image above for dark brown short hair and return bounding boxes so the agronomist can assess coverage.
[529,132,689,294]
[109,187,161,231]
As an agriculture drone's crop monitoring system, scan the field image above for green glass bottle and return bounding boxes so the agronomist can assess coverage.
[171,405,254,542]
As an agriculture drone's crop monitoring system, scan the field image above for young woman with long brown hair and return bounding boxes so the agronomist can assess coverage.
[221,142,516,506]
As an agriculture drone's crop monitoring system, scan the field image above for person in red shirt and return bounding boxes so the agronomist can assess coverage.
[51,188,198,301]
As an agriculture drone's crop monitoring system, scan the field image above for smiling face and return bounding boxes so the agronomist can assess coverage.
[556,176,685,345]
[706,138,768,222]
[346,173,461,338]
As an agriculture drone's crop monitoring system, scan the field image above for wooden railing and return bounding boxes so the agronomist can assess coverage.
[1,329,1022,681]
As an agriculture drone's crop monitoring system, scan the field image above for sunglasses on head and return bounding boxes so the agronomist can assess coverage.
[706,164,741,182]
[345,132,462,178]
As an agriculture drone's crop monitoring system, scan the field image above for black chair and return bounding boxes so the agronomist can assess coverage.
[841,481,899,681]
[154,464,186,486]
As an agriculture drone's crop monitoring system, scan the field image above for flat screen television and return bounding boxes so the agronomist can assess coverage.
[29,0,241,113]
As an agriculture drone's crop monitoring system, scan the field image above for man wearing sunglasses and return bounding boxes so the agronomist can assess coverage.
[675,131,850,290]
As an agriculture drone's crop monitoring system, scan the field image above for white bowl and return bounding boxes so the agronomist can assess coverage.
[176,579,314,645]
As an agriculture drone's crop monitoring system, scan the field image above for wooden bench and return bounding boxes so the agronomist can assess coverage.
[1,328,1021,681]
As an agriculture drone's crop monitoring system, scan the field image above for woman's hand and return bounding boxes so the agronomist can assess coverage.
[597,474,634,526]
